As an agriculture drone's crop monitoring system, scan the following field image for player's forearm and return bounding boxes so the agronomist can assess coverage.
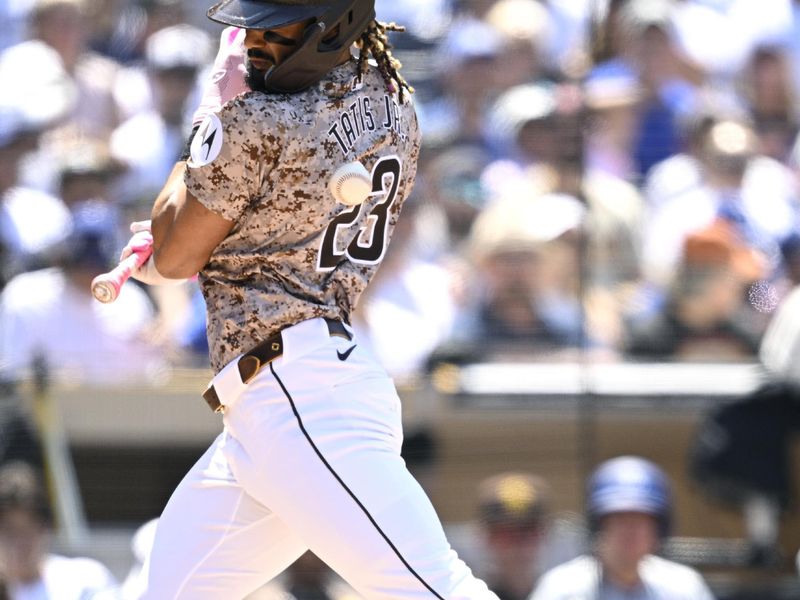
[151,165,235,279]
[151,161,188,245]
[151,195,199,279]
[150,163,200,279]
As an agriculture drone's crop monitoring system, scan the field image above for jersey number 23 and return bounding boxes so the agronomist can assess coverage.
[316,156,402,272]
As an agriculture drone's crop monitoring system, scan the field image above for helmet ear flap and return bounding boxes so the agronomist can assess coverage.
[262,2,374,94]
[262,20,327,93]
[318,9,355,51]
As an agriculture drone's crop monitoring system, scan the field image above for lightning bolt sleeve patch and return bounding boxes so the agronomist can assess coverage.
[189,113,224,168]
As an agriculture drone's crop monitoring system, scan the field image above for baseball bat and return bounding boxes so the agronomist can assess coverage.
[30,354,88,547]
[91,247,152,303]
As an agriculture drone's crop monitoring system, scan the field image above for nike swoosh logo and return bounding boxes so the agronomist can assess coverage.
[337,345,357,361]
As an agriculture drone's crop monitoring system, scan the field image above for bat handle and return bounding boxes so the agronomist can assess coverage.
[91,279,119,304]
[91,248,152,303]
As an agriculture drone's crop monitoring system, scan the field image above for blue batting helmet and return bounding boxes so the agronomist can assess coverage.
[587,456,672,537]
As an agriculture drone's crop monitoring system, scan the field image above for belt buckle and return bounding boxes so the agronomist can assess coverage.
[238,355,262,384]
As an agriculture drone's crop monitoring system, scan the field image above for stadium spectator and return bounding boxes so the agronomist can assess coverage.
[580,67,648,297]
[416,17,504,147]
[111,24,212,207]
[600,0,702,179]
[436,192,590,361]
[45,134,127,245]
[55,136,123,211]
[482,81,578,184]
[583,62,641,182]
[642,118,797,287]
[0,110,59,467]
[484,80,644,287]
[528,456,714,600]
[0,216,165,385]
[415,143,492,258]
[739,45,799,163]
[475,472,552,600]
[353,196,460,382]
[541,0,593,75]
[0,461,119,599]
[643,100,745,211]
[0,107,71,288]
[670,0,793,81]
[89,0,190,65]
[483,0,552,89]
[481,80,645,352]
[626,220,766,361]
[25,0,123,137]
[0,7,78,144]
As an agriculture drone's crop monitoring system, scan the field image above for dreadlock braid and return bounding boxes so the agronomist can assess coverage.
[356,20,415,102]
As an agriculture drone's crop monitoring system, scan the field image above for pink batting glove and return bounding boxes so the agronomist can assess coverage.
[193,27,248,126]
[119,230,153,263]
[130,220,152,234]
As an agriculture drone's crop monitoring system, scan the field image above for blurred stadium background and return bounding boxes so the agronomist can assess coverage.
[1,0,800,598]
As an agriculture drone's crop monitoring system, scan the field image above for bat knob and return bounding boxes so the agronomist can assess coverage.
[91,279,117,303]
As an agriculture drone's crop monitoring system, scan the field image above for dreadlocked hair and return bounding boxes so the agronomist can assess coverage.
[356,20,414,102]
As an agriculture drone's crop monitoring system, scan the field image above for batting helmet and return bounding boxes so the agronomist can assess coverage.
[207,0,375,93]
[477,472,551,530]
[587,456,672,537]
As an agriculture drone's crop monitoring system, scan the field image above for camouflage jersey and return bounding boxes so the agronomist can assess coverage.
[185,58,421,372]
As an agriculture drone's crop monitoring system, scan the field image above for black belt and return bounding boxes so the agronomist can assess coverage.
[203,318,351,413]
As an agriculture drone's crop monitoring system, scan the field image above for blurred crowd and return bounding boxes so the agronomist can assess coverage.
[362,0,800,380]
[1,0,800,597]
[1,0,800,387]
[0,455,725,600]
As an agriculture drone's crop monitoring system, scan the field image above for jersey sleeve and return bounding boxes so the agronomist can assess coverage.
[184,97,277,224]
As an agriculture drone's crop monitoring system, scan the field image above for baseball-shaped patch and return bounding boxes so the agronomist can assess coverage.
[329,161,372,206]
[189,113,224,168]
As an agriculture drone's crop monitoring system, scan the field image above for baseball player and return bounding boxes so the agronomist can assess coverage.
[0,462,119,598]
[128,1,499,598]
[475,473,553,600]
[528,456,715,600]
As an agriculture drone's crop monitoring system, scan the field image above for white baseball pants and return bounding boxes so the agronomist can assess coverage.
[140,317,497,599]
